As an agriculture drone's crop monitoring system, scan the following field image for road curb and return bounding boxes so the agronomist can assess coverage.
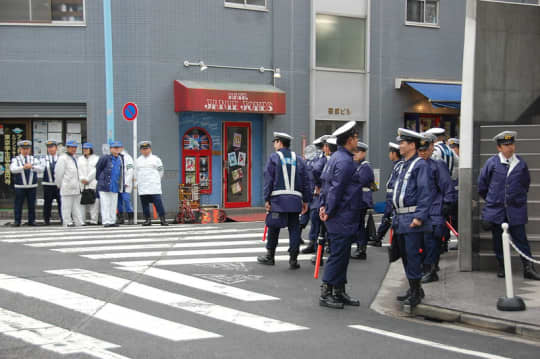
[413,304,540,340]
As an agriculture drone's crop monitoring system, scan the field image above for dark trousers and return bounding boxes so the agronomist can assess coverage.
[322,232,354,286]
[354,209,368,246]
[266,212,301,253]
[308,208,321,242]
[396,232,424,280]
[140,194,165,218]
[423,224,443,265]
[14,188,36,224]
[43,185,61,223]
[118,192,133,213]
[491,223,532,262]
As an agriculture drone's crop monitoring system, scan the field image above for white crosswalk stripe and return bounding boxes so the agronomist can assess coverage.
[0,308,132,359]
[47,269,307,333]
[113,254,313,267]
[0,273,221,341]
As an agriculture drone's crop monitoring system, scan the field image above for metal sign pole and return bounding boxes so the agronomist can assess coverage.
[133,116,138,224]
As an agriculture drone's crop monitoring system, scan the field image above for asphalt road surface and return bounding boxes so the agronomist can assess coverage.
[0,222,538,359]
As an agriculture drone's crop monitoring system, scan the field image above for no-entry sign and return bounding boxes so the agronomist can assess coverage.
[122,102,138,121]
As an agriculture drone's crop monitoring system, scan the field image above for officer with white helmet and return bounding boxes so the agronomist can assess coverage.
[10,140,44,226]
[257,132,311,269]
[135,141,168,226]
[41,140,61,225]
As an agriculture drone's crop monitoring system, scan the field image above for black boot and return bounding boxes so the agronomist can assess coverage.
[127,212,134,225]
[497,260,505,278]
[301,241,316,254]
[257,248,276,265]
[351,244,366,260]
[396,287,425,301]
[334,284,360,306]
[403,279,423,308]
[289,251,300,270]
[117,213,125,225]
[523,260,540,280]
[142,217,152,226]
[421,264,439,284]
[160,216,169,226]
[319,283,344,309]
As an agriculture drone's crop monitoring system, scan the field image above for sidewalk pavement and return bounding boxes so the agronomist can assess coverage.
[372,250,540,341]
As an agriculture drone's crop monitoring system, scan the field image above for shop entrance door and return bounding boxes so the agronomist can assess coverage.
[0,119,31,209]
[223,122,251,208]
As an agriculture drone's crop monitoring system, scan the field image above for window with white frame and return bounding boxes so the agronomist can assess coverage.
[316,14,366,71]
[406,0,439,26]
[225,0,267,11]
[0,0,84,24]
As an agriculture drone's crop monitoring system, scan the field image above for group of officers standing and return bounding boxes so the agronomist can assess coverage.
[9,139,167,227]
[258,120,540,310]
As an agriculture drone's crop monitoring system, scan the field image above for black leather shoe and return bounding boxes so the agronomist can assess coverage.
[11,223,21,227]
[523,261,540,280]
[497,263,505,278]
[351,247,367,260]
[24,222,36,226]
[116,213,125,225]
[403,279,423,308]
[257,249,275,265]
[397,287,425,302]
[334,284,360,306]
[289,252,300,270]
[160,216,169,226]
[301,242,316,254]
[142,217,152,226]
[319,283,344,309]
[104,224,114,228]
[421,265,439,284]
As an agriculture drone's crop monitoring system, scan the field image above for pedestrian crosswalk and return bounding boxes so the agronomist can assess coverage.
[0,223,313,358]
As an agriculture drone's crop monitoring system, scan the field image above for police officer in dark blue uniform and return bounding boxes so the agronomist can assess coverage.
[302,135,330,254]
[319,121,361,309]
[417,133,456,283]
[376,142,403,243]
[41,140,62,225]
[351,141,375,260]
[392,129,434,307]
[258,132,311,269]
[9,140,44,226]
[478,131,540,280]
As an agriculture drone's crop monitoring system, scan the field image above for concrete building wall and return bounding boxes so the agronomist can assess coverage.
[370,0,466,202]
[0,0,310,212]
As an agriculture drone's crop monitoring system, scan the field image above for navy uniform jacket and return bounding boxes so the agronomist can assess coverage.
[478,153,529,226]
[392,154,434,233]
[96,154,126,193]
[320,147,360,235]
[263,148,312,213]
[10,155,44,189]
[355,160,375,210]
[426,158,456,225]
[308,154,327,209]
[383,160,404,218]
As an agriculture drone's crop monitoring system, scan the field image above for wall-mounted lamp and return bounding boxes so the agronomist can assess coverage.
[184,60,281,86]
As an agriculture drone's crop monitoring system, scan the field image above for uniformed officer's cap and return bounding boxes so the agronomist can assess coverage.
[448,138,460,147]
[273,132,293,142]
[110,140,123,148]
[326,137,337,145]
[82,142,93,149]
[425,127,446,136]
[46,140,57,147]
[388,142,400,152]
[396,128,423,143]
[139,140,152,149]
[66,140,78,148]
[332,121,357,141]
[418,133,436,150]
[313,135,329,146]
[493,131,516,145]
[17,140,32,148]
[356,141,368,151]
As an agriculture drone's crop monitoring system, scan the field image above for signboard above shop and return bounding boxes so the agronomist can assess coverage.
[174,80,286,115]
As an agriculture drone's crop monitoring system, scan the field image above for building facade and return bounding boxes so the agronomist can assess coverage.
[0,0,311,213]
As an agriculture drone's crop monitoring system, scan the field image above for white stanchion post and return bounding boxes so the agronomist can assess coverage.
[497,223,526,311]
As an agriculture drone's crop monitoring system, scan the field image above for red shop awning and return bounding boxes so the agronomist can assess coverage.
[174,80,286,114]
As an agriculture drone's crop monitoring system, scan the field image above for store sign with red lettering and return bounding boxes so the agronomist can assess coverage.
[174,80,286,115]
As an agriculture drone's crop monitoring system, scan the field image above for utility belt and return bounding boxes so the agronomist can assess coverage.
[362,187,370,192]
[386,189,393,194]
[271,190,303,198]
[394,206,417,214]
[14,184,38,189]
[42,181,56,186]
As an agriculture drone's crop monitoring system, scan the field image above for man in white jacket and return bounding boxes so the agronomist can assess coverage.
[55,140,83,227]
[117,146,134,225]
[135,141,167,226]
[78,142,99,225]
